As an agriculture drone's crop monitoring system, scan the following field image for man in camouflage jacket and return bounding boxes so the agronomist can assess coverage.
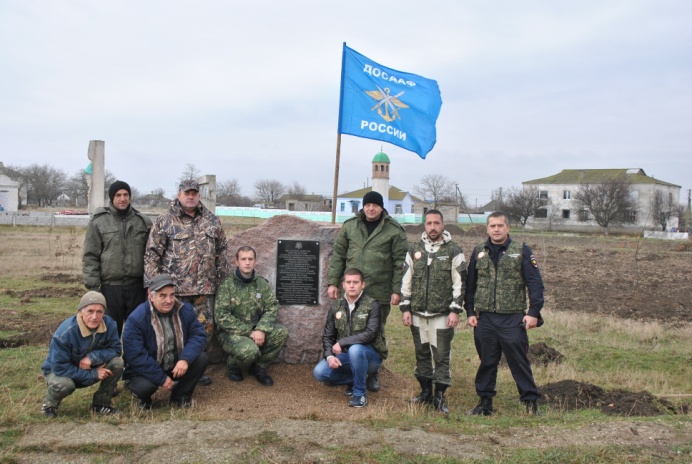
[144,180,229,385]
[83,180,152,335]
[313,268,387,408]
[465,212,545,416]
[214,246,288,386]
[400,210,466,414]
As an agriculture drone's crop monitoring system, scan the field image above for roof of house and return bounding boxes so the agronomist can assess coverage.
[523,169,680,187]
[338,186,421,202]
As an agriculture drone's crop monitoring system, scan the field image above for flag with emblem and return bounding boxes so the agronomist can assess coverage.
[337,43,442,159]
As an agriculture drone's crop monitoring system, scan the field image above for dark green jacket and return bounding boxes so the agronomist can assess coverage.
[472,241,526,313]
[322,293,388,360]
[215,270,280,337]
[82,204,152,289]
[327,210,408,303]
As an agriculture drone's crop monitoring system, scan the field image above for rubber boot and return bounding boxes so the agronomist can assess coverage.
[408,377,433,404]
[433,383,449,415]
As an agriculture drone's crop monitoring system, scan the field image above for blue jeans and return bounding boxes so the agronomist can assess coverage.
[313,344,382,397]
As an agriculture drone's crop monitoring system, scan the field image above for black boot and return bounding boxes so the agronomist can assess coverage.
[432,383,449,415]
[467,397,493,416]
[366,371,380,392]
[408,377,433,404]
[523,399,540,416]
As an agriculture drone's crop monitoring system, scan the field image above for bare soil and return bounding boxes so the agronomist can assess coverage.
[2,231,691,461]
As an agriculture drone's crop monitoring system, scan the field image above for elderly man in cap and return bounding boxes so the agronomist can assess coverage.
[82,180,152,335]
[327,190,407,391]
[40,291,123,418]
[144,179,228,386]
[122,274,208,409]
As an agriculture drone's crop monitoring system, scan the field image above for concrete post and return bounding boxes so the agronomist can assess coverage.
[196,174,217,213]
[87,140,105,214]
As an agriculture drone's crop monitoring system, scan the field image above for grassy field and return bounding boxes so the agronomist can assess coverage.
[0,224,690,463]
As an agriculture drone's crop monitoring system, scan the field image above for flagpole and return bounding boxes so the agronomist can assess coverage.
[331,133,342,224]
[332,43,348,225]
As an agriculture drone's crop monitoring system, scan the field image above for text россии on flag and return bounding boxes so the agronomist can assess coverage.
[337,43,442,159]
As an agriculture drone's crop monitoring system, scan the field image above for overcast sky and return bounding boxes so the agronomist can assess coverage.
[1,0,690,207]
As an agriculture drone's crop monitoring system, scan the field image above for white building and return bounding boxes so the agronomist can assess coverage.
[523,168,681,232]
[335,151,417,216]
[0,166,21,212]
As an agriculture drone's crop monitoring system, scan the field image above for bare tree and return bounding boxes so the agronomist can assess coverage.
[13,164,67,207]
[286,181,307,199]
[65,170,90,207]
[574,176,638,235]
[413,174,455,209]
[129,187,144,205]
[176,163,200,189]
[254,179,285,204]
[504,186,547,229]
[650,190,676,231]
[217,179,244,206]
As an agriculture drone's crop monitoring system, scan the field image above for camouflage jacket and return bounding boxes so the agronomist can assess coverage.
[327,210,408,303]
[470,240,529,314]
[400,230,466,315]
[82,204,152,289]
[322,293,388,360]
[214,269,280,336]
[144,200,229,296]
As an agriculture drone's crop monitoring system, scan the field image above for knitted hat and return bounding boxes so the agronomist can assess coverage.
[108,180,131,203]
[362,191,384,208]
[149,274,176,292]
[78,291,107,311]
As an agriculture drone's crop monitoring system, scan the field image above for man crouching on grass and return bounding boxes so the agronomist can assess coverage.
[313,268,388,408]
[122,274,208,409]
[40,291,123,418]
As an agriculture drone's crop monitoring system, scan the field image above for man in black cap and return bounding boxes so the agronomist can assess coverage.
[144,179,228,386]
[122,274,209,409]
[83,180,152,335]
[326,190,408,392]
[41,291,123,418]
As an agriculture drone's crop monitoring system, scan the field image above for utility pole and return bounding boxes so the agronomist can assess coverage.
[686,189,691,232]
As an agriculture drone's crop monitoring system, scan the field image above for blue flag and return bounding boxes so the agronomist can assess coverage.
[337,43,442,159]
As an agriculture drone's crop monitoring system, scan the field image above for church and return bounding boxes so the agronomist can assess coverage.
[335,151,417,216]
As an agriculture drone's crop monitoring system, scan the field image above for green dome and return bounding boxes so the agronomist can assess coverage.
[372,151,390,163]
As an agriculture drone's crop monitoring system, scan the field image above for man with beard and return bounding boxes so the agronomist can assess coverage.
[400,210,466,415]
[83,180,152,335]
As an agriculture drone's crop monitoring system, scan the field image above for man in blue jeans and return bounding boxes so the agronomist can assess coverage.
[313,268,388,408]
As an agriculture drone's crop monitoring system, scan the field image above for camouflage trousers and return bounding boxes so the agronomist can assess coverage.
[410,313,455,385]
[43,356,124,408]
[217,325,288,370]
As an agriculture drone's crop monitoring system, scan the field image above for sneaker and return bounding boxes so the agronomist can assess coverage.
[348,395,368,408]
[41,405,58,418]
[343,384,354,396]
[227,367,243,382]
[197,375,213,386]
[89,404,120,415]
[366,372,380,392]
[249,364,274,387]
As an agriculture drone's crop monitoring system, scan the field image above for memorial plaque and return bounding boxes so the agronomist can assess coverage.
[276,240,320,305]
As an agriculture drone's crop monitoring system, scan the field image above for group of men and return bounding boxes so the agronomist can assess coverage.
[315,191,545,414]
[40,183,544,417]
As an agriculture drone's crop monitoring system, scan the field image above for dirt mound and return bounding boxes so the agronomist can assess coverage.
[529,342,564,366]
[2,286,83,301]
[540,379,677,416]
[40,273,81,284]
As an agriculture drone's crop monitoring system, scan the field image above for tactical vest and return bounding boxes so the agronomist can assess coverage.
[473,241,526,313]
[332,294,388,360]
[409,240,460,314]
